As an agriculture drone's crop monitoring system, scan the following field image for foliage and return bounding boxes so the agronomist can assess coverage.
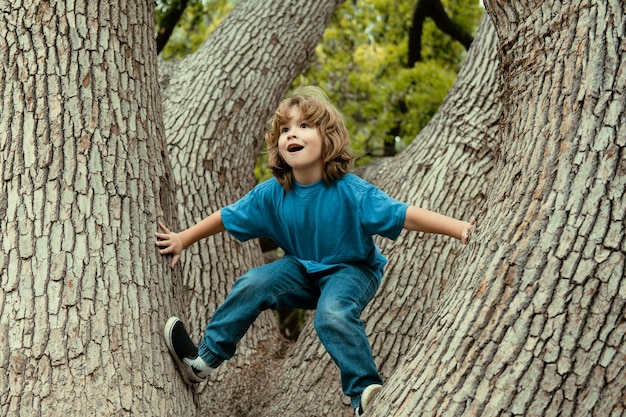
[156,0,483,175]
[300,0,483,165]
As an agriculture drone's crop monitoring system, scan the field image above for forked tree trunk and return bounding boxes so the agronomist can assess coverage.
[2,0,624,416]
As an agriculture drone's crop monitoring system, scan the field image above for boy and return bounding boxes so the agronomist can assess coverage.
[156,86,474,415]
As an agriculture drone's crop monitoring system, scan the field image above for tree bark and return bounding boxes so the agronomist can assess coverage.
[0,1,185,415]
[369,1,626,415]
[158,1,344,415]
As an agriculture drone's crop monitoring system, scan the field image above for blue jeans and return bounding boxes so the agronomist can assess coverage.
[197,255,383,407]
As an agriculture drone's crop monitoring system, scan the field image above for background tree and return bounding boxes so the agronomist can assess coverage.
[408,0,474,66]
[155,0,233,59]
[155,0,191,53]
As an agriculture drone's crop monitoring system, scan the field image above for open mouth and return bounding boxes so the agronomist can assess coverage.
[287,144,304,153]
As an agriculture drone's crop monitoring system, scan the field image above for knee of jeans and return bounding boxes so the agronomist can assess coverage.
[314,298,359,333]
[231,271,273,304]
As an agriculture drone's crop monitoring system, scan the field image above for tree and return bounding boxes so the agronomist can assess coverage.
[155,0,234,59]
[2,1,625,417]
[155,0,192,53]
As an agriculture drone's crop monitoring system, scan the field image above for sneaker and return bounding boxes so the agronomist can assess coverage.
[354,384,383,416]
[164,316,212,384]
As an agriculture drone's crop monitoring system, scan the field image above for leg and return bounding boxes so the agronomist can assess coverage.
[198,256,318,366]
[313,265,382,408]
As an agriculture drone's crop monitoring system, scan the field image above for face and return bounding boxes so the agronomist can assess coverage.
[277,106,324,184]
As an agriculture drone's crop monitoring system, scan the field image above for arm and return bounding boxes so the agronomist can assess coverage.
[403,205,475,244]
[155,210,226,268]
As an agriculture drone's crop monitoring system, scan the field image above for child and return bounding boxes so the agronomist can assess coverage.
[155,86,474,416]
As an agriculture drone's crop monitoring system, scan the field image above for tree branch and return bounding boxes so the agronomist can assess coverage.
[407,0,474,67]
[156,0,190,54]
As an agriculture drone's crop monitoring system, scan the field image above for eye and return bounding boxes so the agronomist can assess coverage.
[300,123,309,129]
[281,127,289,133]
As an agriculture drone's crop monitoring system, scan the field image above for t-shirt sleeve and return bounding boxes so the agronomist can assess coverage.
[220,186,269,242]
[361,186,409,240]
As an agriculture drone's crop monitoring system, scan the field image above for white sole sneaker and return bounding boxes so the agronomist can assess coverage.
[164,316,207,384]
[355,384,383,416]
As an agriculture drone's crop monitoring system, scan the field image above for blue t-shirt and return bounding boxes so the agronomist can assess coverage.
[220,173,409,279]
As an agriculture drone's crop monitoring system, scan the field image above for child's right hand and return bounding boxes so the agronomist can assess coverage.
[155,222,184,268]
[461,218,476,245]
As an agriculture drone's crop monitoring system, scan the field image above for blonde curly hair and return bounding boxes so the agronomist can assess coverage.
[265,85,354,191]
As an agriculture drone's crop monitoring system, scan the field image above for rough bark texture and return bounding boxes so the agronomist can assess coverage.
[0,2,182,416]
[157,1,344,415]
[367,1,626,416]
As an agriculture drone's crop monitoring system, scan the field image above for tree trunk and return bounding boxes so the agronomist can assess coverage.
[369,1,626,415]
[3,0,624,416]
[157,1,344,415]
[261,13,501,417]
[0,1,185,415]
